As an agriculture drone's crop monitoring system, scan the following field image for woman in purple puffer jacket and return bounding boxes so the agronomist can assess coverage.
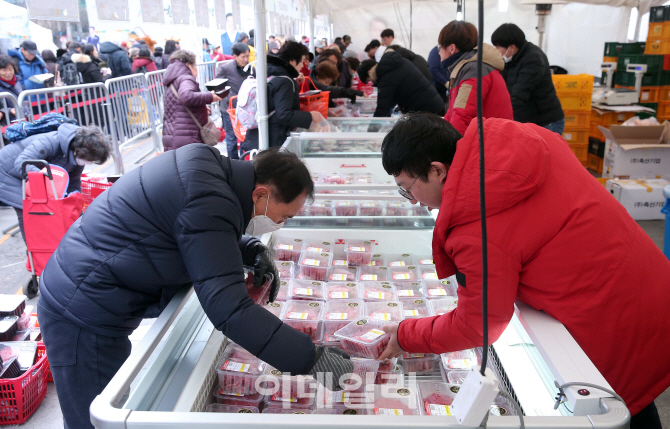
[162,50,221,151]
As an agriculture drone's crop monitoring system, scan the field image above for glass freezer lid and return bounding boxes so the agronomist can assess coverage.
[283,133,384,157]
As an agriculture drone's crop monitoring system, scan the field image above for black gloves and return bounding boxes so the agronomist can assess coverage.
[242,238,280,301]
[309,345,354,391]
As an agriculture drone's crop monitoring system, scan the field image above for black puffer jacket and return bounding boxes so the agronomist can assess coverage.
[72,54,104,84]
[40,144,317,375]
[99,42,132,78]
[501,42,564,125]
[390,46,432,83]
[374,50,445,117]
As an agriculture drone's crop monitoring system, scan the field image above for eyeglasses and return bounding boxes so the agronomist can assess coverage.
[397,177,418,200]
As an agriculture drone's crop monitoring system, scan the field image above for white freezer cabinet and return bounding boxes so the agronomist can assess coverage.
[352,97,378,115]
[284,132,385,157]
[327,117,399,133]
[91,229,629,428]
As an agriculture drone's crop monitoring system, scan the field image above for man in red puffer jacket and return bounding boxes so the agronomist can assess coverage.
[378,113,670,429]
[439,21,513,134]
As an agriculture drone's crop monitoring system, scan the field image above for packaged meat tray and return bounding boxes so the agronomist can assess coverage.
[325,282,361,300]
[394,281,426,298]
[275,281,289,302]
[360,282,397,302]
[327,266,358,282]
[280,300,324,341]
[321,173,351,185]
[359,201,383,216]
[0,295,26,318]
[398,354,439,373]
[0,356,21,379]
[364,301,404,322]
[319,386,371,410]
[429,297,458,316]
[262,408,313,414]
[263,301,284,317]
[419,266,439,280]
[334,201,358,216]
[386,254,413,267]
[331,250,349,267]
[389,265,419,282]
[303,239,334,254]
[0,341,37,371]
[372,386,421,415]
[0,316,19,342]
[413,255,435,266]
[287,279,326,301]
[440,349,478,370]
[400,298,433,319]
[490,395,516,416]
[313,407,370,415]
[298,250,333,281]
[366,254,385,267]
[347,358,381,386]
[212,385,264,407]
[323,300,364,342]
[344,240,373,266]
[205,403,260,413]
[261,366,318,402]
[358,266,389,282]
[418,381,458,416]
[244,267,274,305]
[384,202,410,217]
[275,261,294,279]
[424,279,457,298]
[354,174,373,184]
[375,360,404,385]
[16,306,34,330]
[446,370,469,385]
[309,201,334,216]
[216,343,266,396]
[275,238,304,262]
[333,318,390,359]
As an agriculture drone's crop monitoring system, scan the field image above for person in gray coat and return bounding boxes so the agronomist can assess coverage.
[0,124,110,241]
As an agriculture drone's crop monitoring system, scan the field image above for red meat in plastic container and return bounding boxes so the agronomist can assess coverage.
[394,281,426,298]
[418,381,457,416]
[389,265,419,282]
[261,366,319,402]
[321,173,351,185]
[400,298,434,319]
[216,343,266,396]
[280,300,324,340]
[244,267,274,305]
[359,201,382,216]
[398,354,439,373]
[298,250,332,281]
[323,300,364,340]
[358,266,389,282]
[429,297,458,315]
[327,267,358,282]
[212,386,264,407]
[275,280,289,301]
[287,279,326,301]
[309,202,334,216]
[275,261,294,280]
[413,254,435,266]
[302,240,334,254]
[419,266,439,280]
[375,360,404,385]
[334,201,358,216]
[263,301,284,317]
[275,239,304,262]
[364,301,404,322]
[384,202,410,217]
[206,403,260,413]
[440,349,478,370]
[366,254,385,267]
[344,240,373,266]
[423,279,457,298]
[372,385,421,415]
[325,282,361,300]
[386,254,413,267]
[333,317,390,359]
[360,282,397,302]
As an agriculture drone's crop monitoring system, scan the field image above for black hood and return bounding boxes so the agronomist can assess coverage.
[376,50,405,79]
[99,41,122,54]
[266,55,299,79]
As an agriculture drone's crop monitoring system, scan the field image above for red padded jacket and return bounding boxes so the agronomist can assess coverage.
[398,118,670,415]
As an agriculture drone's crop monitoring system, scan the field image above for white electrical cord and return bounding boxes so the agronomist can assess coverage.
[497,391,525,429]
[553,380,625,411]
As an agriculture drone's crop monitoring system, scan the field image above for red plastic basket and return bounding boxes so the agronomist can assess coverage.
[81,176,113,212]
[0,343,49,425]
[299,77,329,118]
[227,96,247,142]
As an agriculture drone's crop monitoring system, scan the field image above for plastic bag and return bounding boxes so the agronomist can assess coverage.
[622,116,660,126]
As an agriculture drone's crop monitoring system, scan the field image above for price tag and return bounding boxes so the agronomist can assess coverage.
[330,291,348,299]
[393,273,411,280]
[330,274,347,281]
[277,244,293,250]
[423,273,438,279]
[389,261,405,267]
[419,259,434,265]
[371,313,391,321]
[271,395,297,402]
[397,290,414,297]
[329,391,350,403]
[449,359,472,369]
[349,246,366,252]
[306,246,325,252]
[428,288,447,296]
[222,361,250,372]
[337,202,351,206]
[365,291,384,299]
[327,312,348,320]
[360,328,385,342]
[288,312,308,320]
[404,310,419,317]
[428,404,452,416]
[294,288,313,296]
[375,408,404,415]
[302,259,321,266]
[361,275,378,281]
[333,260,348,266]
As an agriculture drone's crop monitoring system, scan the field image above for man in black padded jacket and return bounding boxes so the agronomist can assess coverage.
[37,146,352,429]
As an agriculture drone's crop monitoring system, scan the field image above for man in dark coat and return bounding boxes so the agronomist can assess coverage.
[492,23,564,134]
[99,41,132,78]
[388,45,432,84]
[428,46,449,102]
[215,42,252,159]
[38,145,353,429]
[358,50,445,117]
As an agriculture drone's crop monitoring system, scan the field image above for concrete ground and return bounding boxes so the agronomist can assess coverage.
[0,137,668,427]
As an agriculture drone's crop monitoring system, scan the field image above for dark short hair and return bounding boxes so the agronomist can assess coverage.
[83,43,96,56]
[334,37,342,43]
[491,23,526,49]
[365,39,381,52]
[232,42,250,56]
[320,48,342,63]
[344,57,360,73]
[253,148,314,204]
[236,32,249,43]
[0,55,19,75]
[380,29,394,38]
[70,126,111,165]
[381,113,461,181]
[279,40,308,65]
[357,59,377,84]
[315,60,339,83]
[226,13,233,18]
[70,41,82,50]
[164,40,179,55]
[439,21,478,51]
[138,47,152,58]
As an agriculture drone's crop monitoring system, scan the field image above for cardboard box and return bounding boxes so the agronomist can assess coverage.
[599,123,670,179]
[605,179,669,220]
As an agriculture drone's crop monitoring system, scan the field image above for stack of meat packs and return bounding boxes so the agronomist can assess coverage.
[0,295,41,381]
[207,238,514,417]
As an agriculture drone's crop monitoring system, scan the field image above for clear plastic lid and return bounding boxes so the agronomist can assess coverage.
[358,266,390,282]
[205,403,260,413]
[309,201,334,216]
[212,385,264,406]
[394,281,426,298]
[263,301,284,318]
[313,407,370,415]
[0,316,18,335]
[384,202,411,216]
[372,385,421,415]
[261,408,313,414]
[398,353,439,374]
[326,266,358,282]
[331,249,349,268]
[375,361,404,385]
[280,300,325,341]
[446,370,469,385]
[385,254,413,267]
[359,201,383,216]
[261,366,318,404]
[440,349,478,370]
[413,255,435,266]
[244,267,274,305]
[334,318,390,359]
[418,381,459,416]
[324,300,364,323]
[366,253,386,267]
[429,297,458,315]
[287,279,326,301]
[334,200,359,216]
[344,240,374,263]
[275,238,305,262]
[275,280,289,301]
[419,266,439,280]
[389,265,419,282]
[360,282,397,302]
[275,261,294,279]
[364,301,404,322]
[0,295,26,317]
[302,239,335,254]
[325,282,361,300]
[399,298,434,319]
[298,250,333,281]
[321,173,352,184]
[215,343,266,396]
[423,279,457,298]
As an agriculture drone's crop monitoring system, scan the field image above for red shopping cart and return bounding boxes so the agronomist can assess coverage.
[21,160,84,298]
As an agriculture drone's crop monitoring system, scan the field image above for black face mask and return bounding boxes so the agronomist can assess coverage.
[441,50,466,70]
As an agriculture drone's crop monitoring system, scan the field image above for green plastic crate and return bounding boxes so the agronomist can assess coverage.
[604,42,646,57]
[650,6,668,23]
[614,70,662,87]
[637,103,658,120]
[662,70,670,85]
[617,54,664,73]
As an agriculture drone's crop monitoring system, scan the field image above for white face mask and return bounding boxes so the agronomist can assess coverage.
[245,193,284,236]
[503,47,513,64]
[76,158,94,166]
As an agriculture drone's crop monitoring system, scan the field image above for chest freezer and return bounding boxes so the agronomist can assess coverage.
[91,228,629,429]
[327,117,399,133]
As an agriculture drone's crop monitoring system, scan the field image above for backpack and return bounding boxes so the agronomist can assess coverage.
[61,62,81,86]
[235,74,294,129]
[135,65,148,74]
[4,113,79,142]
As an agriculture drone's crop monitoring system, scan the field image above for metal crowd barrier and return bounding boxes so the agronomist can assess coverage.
[16,83,125,175]
[0,92,23,149]
[105,73,162,163]
[145,70,166,131]
[196,61,221,120]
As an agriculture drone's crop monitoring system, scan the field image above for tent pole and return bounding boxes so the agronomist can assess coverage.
[308,0,315,54]
[255,0,269,151]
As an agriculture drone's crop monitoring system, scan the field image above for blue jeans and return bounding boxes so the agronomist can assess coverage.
[221,109,238,159]
[37,296,131,429]
[543,118,565,135]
